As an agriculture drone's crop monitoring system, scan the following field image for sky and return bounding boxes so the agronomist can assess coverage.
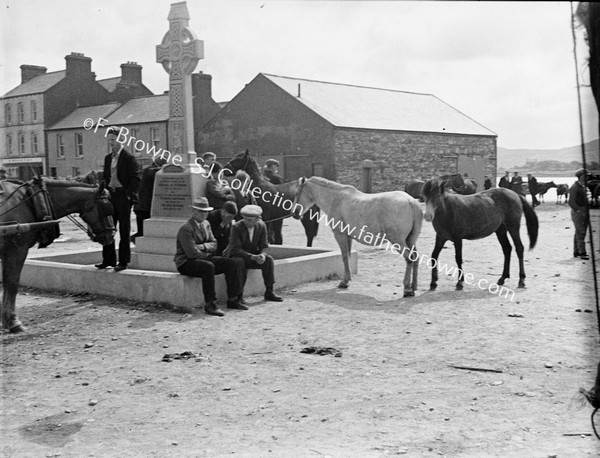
[1,0,597,151]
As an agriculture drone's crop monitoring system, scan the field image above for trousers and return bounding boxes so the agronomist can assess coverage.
[102,188,132,265]
[236,254,276,289]
[178,256,245,302]
[571,208,589,256]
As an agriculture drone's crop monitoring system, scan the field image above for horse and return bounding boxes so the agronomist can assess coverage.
[405,180,425,201]
[223,150,320,247]
[293,176,423,297]
[556,184,569,204]
[536,181,557,203]
[0,178,115,333]
[442,174,478,195]
[421,177,538,291]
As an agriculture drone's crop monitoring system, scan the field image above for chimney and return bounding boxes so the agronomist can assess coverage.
[20,65,47,83]
[120,61,142,85]
[192,72,213,101]
[65,52,92,79]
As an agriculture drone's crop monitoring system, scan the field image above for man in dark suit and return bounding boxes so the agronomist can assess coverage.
[527,172,540,207]
[498,171,510,189]
[224,205,283,302]
[207,201,238,256]
[95,126,140,271]
[263,159,283,184]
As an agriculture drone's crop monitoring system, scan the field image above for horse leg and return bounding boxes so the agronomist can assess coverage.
[2,247,29,333]
[508,227,526,288]
[430,235,446,290]
[402,247,419,297]
[454,239,465,290]
[333,232,352,288]
[495,226,512,285]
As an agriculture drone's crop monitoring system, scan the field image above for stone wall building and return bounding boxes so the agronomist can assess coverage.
[200,73,497,191]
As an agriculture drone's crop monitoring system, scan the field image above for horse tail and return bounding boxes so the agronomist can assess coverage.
[519,195,538,249]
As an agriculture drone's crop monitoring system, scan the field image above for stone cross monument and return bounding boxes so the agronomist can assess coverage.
[156,1,203,163]
[131,1,209,271]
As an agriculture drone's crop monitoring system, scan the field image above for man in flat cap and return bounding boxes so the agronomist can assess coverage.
[175,197,247,316]
[96,126,140,271]
[569,168,590,260]
[263,159,283,185]
[224,204,283,302]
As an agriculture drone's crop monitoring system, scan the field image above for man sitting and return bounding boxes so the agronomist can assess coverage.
[224,205,283,302]
[207,201,238,256]
[174,197,247,316]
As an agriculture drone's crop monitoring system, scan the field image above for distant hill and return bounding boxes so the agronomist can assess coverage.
[498,139,600,171]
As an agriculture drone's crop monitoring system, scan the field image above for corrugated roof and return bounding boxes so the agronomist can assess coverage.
[106,94,169,125]
[263,74,496,137]
[98,77,121,93]
[47,103,121,130]
[3,70,66,98]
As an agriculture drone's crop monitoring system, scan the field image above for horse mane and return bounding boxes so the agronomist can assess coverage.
[421,178,441,200]
[308,176,358,192]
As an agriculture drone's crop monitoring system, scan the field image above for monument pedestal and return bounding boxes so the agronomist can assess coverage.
[129,162,208,272]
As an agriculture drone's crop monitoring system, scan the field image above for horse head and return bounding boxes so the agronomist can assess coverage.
[421,178,444,222]
[80,188,116,246]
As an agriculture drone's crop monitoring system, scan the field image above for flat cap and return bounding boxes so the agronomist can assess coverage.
[240,205,262,217]
[575,168,587,178]
[265,159,280,167]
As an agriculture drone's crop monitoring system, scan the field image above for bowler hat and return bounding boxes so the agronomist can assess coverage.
[191,197,213,211]
[240,205,262,217]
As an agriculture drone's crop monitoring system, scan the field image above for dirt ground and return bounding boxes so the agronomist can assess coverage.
[1,202,600,457]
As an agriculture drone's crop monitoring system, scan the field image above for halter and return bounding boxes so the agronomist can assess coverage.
[292,177,307,209]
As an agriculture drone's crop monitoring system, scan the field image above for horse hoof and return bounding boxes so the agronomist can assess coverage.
[403,291,415,297]
[338,281,349,289]
[497,279,505,286]
[455,284,464,291]
[9,324,26,334]
[429,284,437,291]
[518,281,526,289]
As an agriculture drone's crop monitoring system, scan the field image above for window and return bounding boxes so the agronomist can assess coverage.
[6,134,12,155]
[31,100,37,121]
[4,104,11,125]
[18,133,25,155]
[72,167,80,177]
[17,102,24,123]
[50,167,57,178]
[31,133,38,155]
[75,133,83,157]
[57,134,64,158]
[150,127,159,145]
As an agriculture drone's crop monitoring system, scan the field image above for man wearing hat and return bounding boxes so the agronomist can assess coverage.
[498,171,510,189]
[263,159,282,185]
[510,171,524,196]
[96,126,140,271]
[207,201,238,256]
[527,172,540,207]
[224,204,283,302]
[569,168,590,260]
[174,197,247,316]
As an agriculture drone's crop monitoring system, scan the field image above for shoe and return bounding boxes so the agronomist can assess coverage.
[204,301,224,317]
[95,262,116,269]
[227,299,249,310]
[264,289,283,302]
[114,264,128,272]
[238,296,248,305]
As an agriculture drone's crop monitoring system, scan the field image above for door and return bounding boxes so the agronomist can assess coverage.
[457,156,485,192]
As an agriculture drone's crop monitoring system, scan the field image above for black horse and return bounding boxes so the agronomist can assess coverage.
[422,177,538,290]
[224,150,319,246]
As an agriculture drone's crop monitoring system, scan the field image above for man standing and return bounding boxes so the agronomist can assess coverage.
[484,176,492,190]
[175,197,247,316]
[224,205,283,302]
[96,126,140,271]
[263,159,283,184]
[498,171,510,189]
[205,162,236,209]
[131,156,168,243]
[510,171,524,196]
[569,168,590,260]
[207,201,238,256]
[527,172,540,207]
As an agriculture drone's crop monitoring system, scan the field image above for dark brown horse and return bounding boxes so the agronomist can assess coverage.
[556,184,569,204]
[405,180,425,201]
[1,178,114,333]
[224,150,319,246]
[536,181,557,203]
[422,177,538,290]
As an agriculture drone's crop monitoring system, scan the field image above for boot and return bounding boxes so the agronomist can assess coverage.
[264,288,283,302]
[204,301,224,317]
[227,299,249,310]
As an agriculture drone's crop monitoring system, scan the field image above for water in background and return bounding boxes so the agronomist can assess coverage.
[496,176,577,204]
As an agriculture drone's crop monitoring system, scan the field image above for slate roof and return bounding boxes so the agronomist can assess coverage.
[105,94,169,125]
[98,77,121,93]
[2,70,66,98]
[47,103,121,130]
[262,73,496,137]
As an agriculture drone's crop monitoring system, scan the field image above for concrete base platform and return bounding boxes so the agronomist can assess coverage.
[19,246,357,308]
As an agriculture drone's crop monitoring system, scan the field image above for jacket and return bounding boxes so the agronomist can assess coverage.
[174,217,218,268]
[102,147,141,200]
[207,209,233,256]
[224,219,269,261]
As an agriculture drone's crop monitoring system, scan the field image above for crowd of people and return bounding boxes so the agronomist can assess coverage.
[92,127,284,315]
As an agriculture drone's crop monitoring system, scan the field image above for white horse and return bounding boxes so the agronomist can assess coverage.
[293,176,423,297]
